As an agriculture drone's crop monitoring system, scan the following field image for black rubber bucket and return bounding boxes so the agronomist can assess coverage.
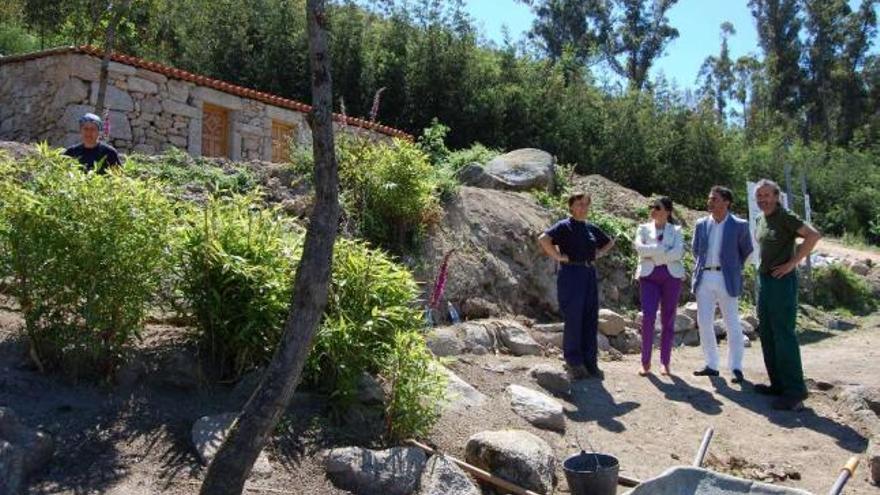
[562,450,620,495]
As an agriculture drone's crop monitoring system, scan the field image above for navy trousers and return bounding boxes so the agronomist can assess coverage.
[557,265,599,368]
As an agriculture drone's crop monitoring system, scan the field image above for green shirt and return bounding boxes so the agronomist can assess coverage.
[756,206,804,274]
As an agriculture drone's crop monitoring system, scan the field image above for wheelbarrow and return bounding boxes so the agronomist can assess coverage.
[620,428,861,495]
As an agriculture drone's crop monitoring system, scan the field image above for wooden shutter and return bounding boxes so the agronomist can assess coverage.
[271,121,295,163]
[202,103,229,158]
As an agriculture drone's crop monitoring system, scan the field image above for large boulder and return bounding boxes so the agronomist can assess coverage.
[465,430,557,494]
[482,148,556,193]
[507,385,565,432]
[456,163,516,190]
[598,309,627,336]
[324,446,427,495]
[191,413,272,476]
[675,314,696,333]
[419,187,558,321]
[418,454,480,495]
[426,327,467,357]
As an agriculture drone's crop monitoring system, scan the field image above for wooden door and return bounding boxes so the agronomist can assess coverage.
[202,103,229,158]
[271,121,295,163]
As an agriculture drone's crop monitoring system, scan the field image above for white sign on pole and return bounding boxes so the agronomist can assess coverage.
[747,181,788,267]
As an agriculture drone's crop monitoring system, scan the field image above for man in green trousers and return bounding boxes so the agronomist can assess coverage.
[753,179,822,411]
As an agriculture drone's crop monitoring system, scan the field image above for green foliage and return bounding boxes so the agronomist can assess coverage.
[417,118,451,166]
[123,148,257,197]
[338,137,441,251]
[384,332,446,441]
[307,236,428,402]
[0,146,175,376]
[806,264,876,315]
[442,143,501,172]
[177,193,300,378]
[0,20,37,54]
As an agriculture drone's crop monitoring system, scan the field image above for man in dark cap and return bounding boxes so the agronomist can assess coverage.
[63,112,121,173]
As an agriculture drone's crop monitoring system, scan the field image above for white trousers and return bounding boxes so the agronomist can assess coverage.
[696,272,744,372]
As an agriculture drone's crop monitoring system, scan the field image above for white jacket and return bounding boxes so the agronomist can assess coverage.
[633,222,686,279]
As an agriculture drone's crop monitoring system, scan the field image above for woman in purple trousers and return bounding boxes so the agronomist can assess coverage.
[633,197,685,376]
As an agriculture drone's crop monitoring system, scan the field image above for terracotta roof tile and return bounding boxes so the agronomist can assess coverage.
[1,46,413,140]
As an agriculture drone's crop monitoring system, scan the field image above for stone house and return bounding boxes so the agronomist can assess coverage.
[0,46,410,162]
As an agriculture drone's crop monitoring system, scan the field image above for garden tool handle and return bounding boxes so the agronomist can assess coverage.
[827,456,859,495]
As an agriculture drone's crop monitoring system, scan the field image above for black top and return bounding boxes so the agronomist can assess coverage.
[544,217,612,263]
[63,142,121,173]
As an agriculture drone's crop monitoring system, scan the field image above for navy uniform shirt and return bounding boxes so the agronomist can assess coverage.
[544,217,612,263]
[63,142,121,174]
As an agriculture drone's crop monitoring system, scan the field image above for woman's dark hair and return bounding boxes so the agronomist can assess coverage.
[653,196,677,225]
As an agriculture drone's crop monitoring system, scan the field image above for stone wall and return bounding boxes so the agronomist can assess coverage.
[0,51,392,160]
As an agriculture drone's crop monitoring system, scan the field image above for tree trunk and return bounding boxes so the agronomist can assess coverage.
[198,1,339,494]
[95,0,131,117]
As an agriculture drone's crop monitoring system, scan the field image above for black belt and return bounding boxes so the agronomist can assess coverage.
[562,260,594,267]
[702,266,722,271]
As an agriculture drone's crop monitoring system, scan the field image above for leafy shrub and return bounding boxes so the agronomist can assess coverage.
[806,264,876,315]
[0,146,175,376]
[384,332,446,441]
[178,193,301,378]
[179,194,446,437]
[123,148,257,197]
[339,137,441,251]
[442,143,501,172]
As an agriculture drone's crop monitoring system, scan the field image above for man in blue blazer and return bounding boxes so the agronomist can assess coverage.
[692,186,754,383]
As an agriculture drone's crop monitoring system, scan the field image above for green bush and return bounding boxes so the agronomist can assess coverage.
[442,143,501,172]
[384,332,447,441]
[339,137,441,251]
[178,194,446,437]
[178,193,301,378]
[123,148,257,197]
[806,264,876,315]
[0,146,175,376]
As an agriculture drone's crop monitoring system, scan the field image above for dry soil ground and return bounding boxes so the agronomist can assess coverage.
[1,293,878,495]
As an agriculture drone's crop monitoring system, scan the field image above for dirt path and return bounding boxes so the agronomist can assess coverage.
[816,238,880,265]
[2,301,878,494]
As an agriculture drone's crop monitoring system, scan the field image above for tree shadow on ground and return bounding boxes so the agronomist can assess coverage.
[564,379,640,433]
[646,374,723,416]
[710,377,867,453]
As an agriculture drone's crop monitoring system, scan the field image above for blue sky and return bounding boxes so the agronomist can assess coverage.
[464,0,855,90]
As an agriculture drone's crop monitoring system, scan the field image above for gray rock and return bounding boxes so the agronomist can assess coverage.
[88,83,134,111]
[869,435,879,486]
[465,430,557,494]
[108,110,132,141]
[743,314,759,330]
[835,385,880,437]
[162,99,199,118]
[622,466,812,495]
[460,322,495,354]
[507,384,565,432]
[597,332,612,352]
[426,327,465,357]
[610,328,641,354]
[496,322,543,356]
[827,318,857,330]
[740,320,757,339]
[324,446,427,495]
[483,148,556,192]
[418,454,480,495]
[682,329,700,346]
[531,323,563,349]
[126,76,159,94]
[713,319,727,338]
[0,407,53,478]
[436,365,486,412]
[743,335,752,348]
[850,261,870,276]
[674,313,695,333]
[191,413,272,476]
[0,440,24,495]
[598,309,627,336]
[529,364,571,396]
[52,78,88,107]
[456,162,514,189]
[356,372,385,405]
[682,302,699,321]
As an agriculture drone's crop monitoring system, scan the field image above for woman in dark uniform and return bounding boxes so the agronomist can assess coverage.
[538,192,615,379]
